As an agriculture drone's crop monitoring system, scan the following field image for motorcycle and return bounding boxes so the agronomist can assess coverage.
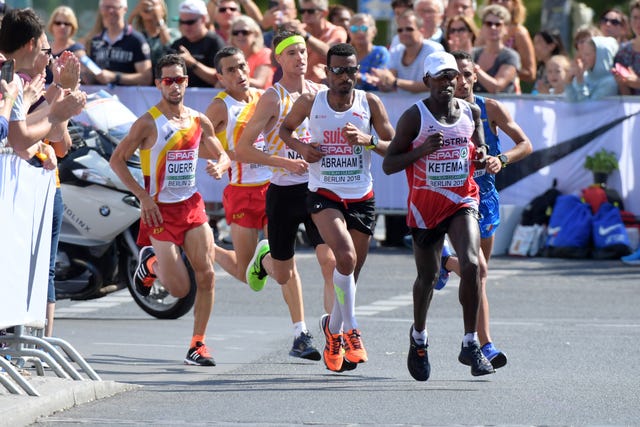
[55,90,196,319]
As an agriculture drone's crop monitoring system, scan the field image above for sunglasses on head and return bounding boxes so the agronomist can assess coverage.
[600,17,622,26]
[483,20,503,29]
[327,65,359,75]
[161,76,188,86]
[179,18,200,26]
[350,25,368,33]
[299,8,317,14]
[218,6,238,13]
[232,29,251,36]
[54,21,72,27]
[397,27,415,33]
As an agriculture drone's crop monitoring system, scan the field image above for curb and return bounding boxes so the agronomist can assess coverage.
[0,377,137,427]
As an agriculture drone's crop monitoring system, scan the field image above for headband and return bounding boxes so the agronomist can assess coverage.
[274,35,306,55]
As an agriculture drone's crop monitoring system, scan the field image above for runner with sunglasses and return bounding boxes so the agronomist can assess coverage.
[280,43,394,372]
[110,54,231,366]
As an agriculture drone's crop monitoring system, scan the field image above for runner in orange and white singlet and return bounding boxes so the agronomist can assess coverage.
[205,46,272,287]
[110,54,231,367]
[234,30,337,361]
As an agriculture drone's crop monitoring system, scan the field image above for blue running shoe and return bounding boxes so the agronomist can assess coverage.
[481,342,508,369]
[434,245,452,290]
[621,249,640,265]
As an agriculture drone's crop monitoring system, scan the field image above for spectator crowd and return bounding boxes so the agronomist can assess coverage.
[2,0,638,100]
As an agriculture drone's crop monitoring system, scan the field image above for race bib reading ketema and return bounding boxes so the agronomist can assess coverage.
[426,137,471,188]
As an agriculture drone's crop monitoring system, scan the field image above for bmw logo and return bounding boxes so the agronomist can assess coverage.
[99,206,111,217]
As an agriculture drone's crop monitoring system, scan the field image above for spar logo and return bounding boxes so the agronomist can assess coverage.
[167,151,196,161]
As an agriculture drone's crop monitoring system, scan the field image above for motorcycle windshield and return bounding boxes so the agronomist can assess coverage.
[75,91,137,145]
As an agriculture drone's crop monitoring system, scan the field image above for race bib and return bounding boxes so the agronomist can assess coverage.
[166,149,197,188]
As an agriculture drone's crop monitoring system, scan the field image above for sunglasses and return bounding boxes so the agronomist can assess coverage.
[54,21,73,27]
[397,27,415,33]
[299,8,318,14]
[350,25,368,33]
[218,6,238,13]
[327,65,359,75]
[448,26,469,34]
[179,18,200,26]
[232,29,251,36]
[41,47,52,56]
[600,17,622,26]
[160,76,188,85]
[483,20,503,29]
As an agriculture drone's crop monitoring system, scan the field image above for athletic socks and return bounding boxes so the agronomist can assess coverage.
[462,332,478,347]
[331,269,357,332]
[411,326,428,346]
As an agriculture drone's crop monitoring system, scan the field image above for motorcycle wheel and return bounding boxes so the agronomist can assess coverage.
[122,248,197,320]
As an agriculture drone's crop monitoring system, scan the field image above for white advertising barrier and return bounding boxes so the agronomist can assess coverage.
[85,86,640,216]
[0,154,55,329]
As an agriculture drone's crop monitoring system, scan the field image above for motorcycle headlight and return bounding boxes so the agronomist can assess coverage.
[72,168,114,186]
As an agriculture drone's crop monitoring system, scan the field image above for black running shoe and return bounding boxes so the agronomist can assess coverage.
[407,325,430,381]
[184,341,216,366]
[134,246,157,297]
[290,331,322,361]
[458,341,495,376]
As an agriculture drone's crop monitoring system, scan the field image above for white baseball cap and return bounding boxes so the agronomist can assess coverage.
[423,51,459,77]
[179,0,208,16]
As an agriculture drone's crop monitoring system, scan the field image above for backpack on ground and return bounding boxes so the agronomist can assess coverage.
[592,202,632,259]
[544,194,592,258]
[521,179,562,226]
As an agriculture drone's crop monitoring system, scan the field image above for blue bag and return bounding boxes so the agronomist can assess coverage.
[592,203,632,259]
[544,195,592,258]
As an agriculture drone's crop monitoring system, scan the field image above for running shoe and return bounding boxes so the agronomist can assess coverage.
[320,314,344,372]
[289,331,321,361]
[621,249,640,265]
[458,341,495,376]
[245,239,270,291]
[184,341,216,366]
[343,329,368,364]
[434,244,452,290]
[134,246,157,297]
[481,342,508,369]
[407,325,430,381]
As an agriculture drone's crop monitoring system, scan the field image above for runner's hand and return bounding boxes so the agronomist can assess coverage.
[139,194,163,228]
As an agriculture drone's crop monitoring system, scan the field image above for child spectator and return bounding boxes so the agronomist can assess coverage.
[543,54,571,95]
[532,29,565,93]
[566,36,619,102]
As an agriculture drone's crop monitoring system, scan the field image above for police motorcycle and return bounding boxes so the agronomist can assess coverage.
[55,90,196,319]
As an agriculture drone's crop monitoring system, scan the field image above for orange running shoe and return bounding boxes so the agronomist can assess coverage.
[343,329,368,363]
[320,314,344,372]
[134,246,157,297]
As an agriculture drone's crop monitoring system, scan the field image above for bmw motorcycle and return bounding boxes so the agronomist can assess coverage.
[55,90,196,319]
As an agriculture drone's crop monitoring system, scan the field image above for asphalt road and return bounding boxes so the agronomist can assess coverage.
[19,245,640,426]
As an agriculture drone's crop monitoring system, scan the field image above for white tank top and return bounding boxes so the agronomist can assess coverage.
[140,106,200,203]
[215,89,271,186]
[263,80,323,186]
[307,89,373,198]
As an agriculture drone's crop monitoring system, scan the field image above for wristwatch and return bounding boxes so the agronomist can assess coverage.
[366,135,378,150]
[498,153,509,169]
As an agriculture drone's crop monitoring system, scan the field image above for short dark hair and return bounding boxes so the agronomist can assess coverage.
[0,8,44,54]
[156,53,186,78]
[327,43,356,67]
[214,46,243,73]
[450,50,472,62]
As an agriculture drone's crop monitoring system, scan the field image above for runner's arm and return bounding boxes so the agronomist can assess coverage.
[486,97,532,165]
[382,106,426,175]
[367,92,395,155]
[198,112,231,179]
[279,93,322,163]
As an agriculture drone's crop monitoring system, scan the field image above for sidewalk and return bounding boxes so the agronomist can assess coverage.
[0,373,134,427]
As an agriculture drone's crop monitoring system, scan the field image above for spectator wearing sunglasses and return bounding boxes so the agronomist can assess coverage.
[229,15,274,88]
[298,0,348,83]
[170,0,225,87]
[45,6,86,84]
[348,13,389,92]
[613,0,640,95]
[85,0,153,86]
[328,5,354,40]
[369,10,443,93]
[208,1,264,43]
[598,7,631,44]
[445,14,478,54]
[472,4,521,94]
